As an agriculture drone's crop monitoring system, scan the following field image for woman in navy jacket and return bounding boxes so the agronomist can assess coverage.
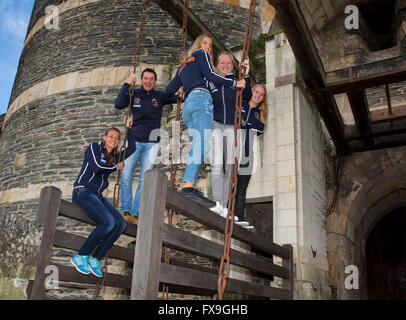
[209,52,251,213]
[166,34,246,208]
[71,126,134,277]
[235,84,267,227]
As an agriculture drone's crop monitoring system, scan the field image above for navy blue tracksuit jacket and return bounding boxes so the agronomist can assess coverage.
[241,101,265,150]
[210,73,252,125]
[73,141,135,195]
[114,84,178,143]
[166,49,236,98]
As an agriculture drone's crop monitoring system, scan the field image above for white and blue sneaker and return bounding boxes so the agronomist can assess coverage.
[88,256,104,278]
[71,254,91,275]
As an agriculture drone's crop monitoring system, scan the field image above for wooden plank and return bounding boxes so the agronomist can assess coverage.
[347,88,373,146]
[56,264,131,289]
[59,199,139,239]
[131,169,168,300]
[159,263,291,300]
[282,244,294,300]
[54,230,134,262]
[31,187,62,300]
[162,223,289,279]
[370,105,406,123]
[165,187,290,259]
[326,67,406,95]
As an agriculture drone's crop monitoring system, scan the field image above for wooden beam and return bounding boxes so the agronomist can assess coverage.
[326,67,406,95]
[31,187,62,300]
[160,263,291,299]
[131,169,168,300]
[166,187,290,259]
[268,0,346,151]
[347,88,373,146]
[370,105,406,123]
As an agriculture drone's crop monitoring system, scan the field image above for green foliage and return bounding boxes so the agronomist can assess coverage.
[248,33,267,83]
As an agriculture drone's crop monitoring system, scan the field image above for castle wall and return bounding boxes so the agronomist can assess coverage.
[0,0,263,299]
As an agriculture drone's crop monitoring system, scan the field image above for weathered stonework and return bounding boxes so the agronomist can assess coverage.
[0,0,265,300]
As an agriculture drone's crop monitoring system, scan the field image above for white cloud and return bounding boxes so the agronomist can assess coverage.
[2,14,29,41]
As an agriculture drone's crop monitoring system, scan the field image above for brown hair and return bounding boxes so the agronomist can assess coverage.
[102,127,120,164]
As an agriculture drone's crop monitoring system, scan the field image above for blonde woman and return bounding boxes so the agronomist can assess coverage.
[209,52,251,214]
[235,84,268,228]
[166,34,246,209]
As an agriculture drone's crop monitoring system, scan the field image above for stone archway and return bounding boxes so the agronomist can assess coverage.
[365,206,406,299]
[358,189,406,299]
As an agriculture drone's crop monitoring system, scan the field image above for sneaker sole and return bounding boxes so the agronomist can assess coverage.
[89,264,103,278]
[71,258,91,275]
[235,221,250,227]
[243,225,255,230]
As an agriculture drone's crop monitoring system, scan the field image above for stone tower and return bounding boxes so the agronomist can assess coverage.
[0,0,266,299]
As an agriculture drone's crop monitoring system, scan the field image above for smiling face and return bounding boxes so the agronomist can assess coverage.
[103,129,120,153]
[141,71,157,92]
[217,54,233,76]
[200,36,213,54]
[251,85,266,106]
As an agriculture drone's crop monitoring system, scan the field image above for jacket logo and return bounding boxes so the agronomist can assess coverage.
[101,153,105,158]
[152,98,158,107]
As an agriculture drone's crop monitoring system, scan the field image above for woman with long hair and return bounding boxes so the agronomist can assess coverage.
[235,84,268,228]
[71,126,133,277]
[166,34,246,209]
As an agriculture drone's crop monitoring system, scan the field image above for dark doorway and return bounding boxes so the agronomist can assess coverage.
[366,207,406,299]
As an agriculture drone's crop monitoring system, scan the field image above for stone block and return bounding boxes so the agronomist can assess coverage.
[103,67,117,86]
[115,66,131,86]
[65,72,78,91]
[277,159,295,177]
[75,71,91,89]
[48,74,68,96]
[90,68,105,87]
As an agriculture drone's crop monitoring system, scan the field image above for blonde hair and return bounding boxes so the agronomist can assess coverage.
[181,34,214,64]
[252,84,268,123]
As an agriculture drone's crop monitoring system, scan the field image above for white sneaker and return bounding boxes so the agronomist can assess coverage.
[235,221,249,227]
[210,201,224,216]
[243,225,255,230]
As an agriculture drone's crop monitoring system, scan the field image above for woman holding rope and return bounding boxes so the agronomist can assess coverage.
[166,34,246,209]
[71,123,133,277]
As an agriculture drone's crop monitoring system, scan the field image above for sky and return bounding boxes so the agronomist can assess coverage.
[0,0,35,115]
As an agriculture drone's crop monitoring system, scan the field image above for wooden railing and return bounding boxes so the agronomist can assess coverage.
[28,169,294,300]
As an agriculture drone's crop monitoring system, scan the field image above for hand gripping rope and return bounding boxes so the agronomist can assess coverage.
[215,0,256,301]
[92,0,150,300]
[162,0,189,300]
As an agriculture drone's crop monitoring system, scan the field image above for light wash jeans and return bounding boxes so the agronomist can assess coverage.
[210,121,238,207]
[120,141,160,217]
[182,89,214,187]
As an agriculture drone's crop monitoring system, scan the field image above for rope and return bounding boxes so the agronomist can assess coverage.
[216,0,256,300]
[93,0,150,301]
[161,0,189,300]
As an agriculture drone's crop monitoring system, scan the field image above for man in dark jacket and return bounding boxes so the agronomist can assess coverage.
[115,68,177,224]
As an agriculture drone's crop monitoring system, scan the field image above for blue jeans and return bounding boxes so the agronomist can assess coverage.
[182,89,214,187]
[120,141,159,217]
[72,187,127,260]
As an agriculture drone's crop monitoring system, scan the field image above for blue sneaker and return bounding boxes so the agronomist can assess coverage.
[71,254,91,275]
[88,256,104,278]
